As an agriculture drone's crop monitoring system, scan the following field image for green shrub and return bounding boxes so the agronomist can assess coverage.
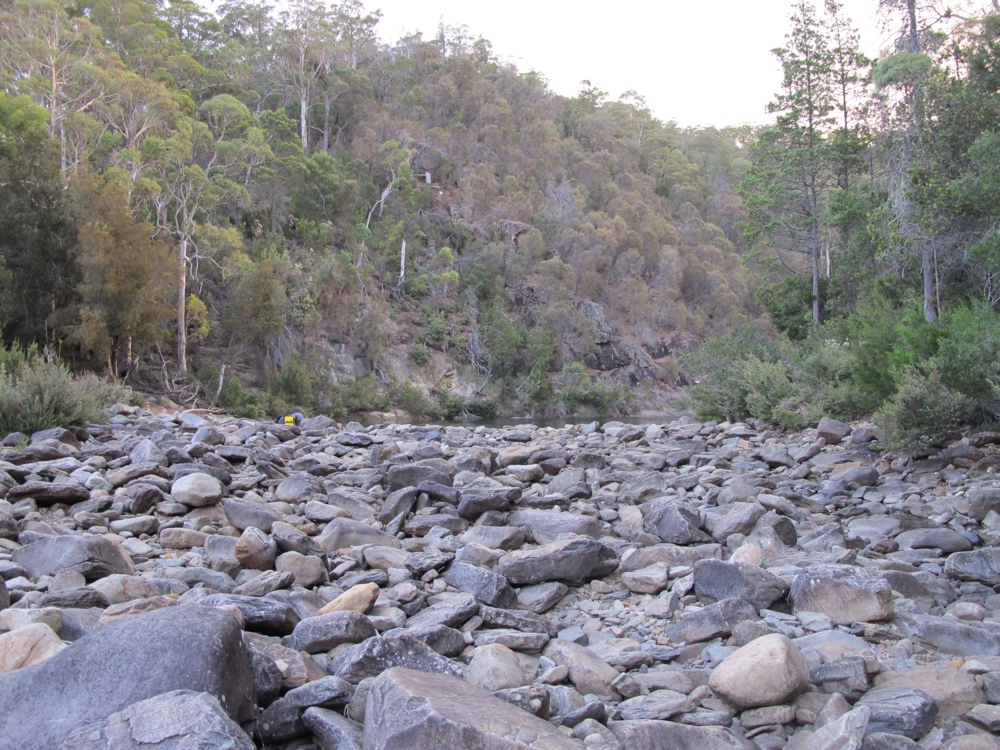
[0,344,134,435]
[934,303,1000,414]
[267,354,314,408]
[684,324,782,421]
[741,358,795,423]
[874,364,969,447]
[410,343,430,365]
[331,375,389,414]
[466,397,499,419]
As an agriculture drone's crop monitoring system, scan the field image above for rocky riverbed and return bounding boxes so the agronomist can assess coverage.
[1,409,999,749]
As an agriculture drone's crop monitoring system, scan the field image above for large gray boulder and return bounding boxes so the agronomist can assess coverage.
[0,606,255,749]
[13,535,134,580]
[497,538,619,585]
[59,690,254,750]
[692,559,789,611]
[789,564,893,625]
[608,720,753,749]
[363,667,583,749]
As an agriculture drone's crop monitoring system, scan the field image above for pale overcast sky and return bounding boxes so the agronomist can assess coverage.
[372,0,896,128]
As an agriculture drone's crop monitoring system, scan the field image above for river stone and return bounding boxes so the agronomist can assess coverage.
[317,518,400,553]
[643,500,712,544]
[466,643,527,691]
[383,624,466,658]
[543,639,622,700]
[0,622,65,672]
[258,675,354,742]
[693,559,790,610]
[803,705,871,750]
[608,719,753,749]
[895,528,972,553]
[0,605,255,749]
[460,525,526,551]
[332,635,465,684]
[223,497,283,533]
[818,417,851,443]
[364,667,583,749]
[874,665,983,718]
[967,488,1000,521]
[13,535,133,580]
[5,481,90,506]
[443,561,517,608]
[707,634,811,710]
[275,551,329,588]
[943,548,1000,586]
[405,592,478,629]
[789,564,893,625]
[457,487,520,519]
[387,464,452,492]
[508,509,603,543]
[320,582,381,615]
[170,472,224,507]
[857,687,938,739]
[303,706,364,750]
[676,597,758,643]
[287,610,377,653]
[275,473,323,503]
[59,690,254,750]
[496,538,619,585]
[195,593,299,635]
[517,582,569,613]
[90,573,161,604]
[234,526,278,570]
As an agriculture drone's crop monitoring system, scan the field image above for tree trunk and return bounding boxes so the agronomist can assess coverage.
[922,244,937,321]
[300,91,309,153]
[812,240,821,325]
[399,239,406,285]
[211,361,227,407]
[177,234,188,376]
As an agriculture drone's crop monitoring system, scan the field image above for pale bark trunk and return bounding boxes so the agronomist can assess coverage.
[300,92,309,153]
[923,244,937,322]
[399,239,406,285]
[177,234,188,376]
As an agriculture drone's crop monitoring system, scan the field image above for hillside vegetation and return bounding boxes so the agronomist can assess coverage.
[5,0,1000,442]
[0,0,754,421]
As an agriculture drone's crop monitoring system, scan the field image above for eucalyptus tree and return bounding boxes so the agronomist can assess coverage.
[145,94,261,376]
[741,0,836,326]
[0,0,112,171]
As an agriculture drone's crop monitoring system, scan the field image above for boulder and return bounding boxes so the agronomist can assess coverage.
[693,559,789,611]
[0,606,255,749]
[170,472,224,507]
[789,564,893,625]
[363,667,583,749]
[707,634,811,710]
[497,538,619,585]
[59,690,254,750]
[13,535,133,580]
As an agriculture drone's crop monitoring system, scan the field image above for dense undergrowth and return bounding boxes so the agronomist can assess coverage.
[684,295,1000,447]
[0,344,137,435]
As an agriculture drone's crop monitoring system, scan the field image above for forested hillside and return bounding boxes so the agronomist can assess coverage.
[6,0,1000,439]
[690,0,1000,447]
[0,0,754,420]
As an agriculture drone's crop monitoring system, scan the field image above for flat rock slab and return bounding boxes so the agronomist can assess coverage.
[364,667,584,749]
[13,535,134,580]
[789,564,893,625]
[0,605,255,749]
[608,719,753,749]
[497,538,619,585]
